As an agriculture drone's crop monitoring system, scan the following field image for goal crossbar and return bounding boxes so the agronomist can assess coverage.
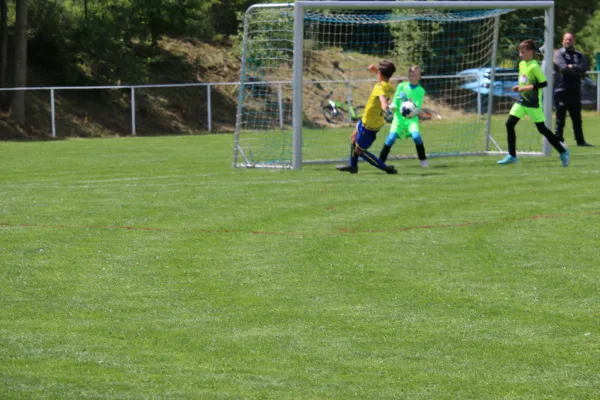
[295,1,554,10]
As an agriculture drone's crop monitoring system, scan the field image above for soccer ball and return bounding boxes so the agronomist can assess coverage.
[401,101,419,119]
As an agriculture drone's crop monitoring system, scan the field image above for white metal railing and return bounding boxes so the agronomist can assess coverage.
[0,71,598,137]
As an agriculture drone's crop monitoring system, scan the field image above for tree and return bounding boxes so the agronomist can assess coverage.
[554,0,600,40]
[0,0,8,109]
[12,0,27,125]
[575,8,600,69]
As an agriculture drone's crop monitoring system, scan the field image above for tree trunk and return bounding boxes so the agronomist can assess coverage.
[12,0,27,125]
[0,0,7,110]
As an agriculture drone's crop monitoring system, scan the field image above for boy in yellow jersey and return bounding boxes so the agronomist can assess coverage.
[498,39,570,166]
[336,60,398,174]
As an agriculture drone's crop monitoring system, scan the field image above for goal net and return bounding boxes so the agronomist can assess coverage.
[233,1,554,169]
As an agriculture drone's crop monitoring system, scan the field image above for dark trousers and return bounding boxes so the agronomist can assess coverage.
[506,115,565,157]
[554,90,585,144]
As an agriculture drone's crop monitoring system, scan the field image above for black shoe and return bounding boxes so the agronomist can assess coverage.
[336,164,358,173]
[577,142,593,147]
[384,165,398,174]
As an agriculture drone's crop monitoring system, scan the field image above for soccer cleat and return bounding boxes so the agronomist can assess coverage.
[420,159,429,168]
[497,154,518,165]
[384,165,398,174]
[336,164,358,173]
[559,148,570,167]
[577,142,593,147]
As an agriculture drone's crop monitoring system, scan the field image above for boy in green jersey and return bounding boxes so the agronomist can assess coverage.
[379,66,428,168]
[498,39,570,166]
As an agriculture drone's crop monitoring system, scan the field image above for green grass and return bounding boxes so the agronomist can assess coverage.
[242,114,549,166]
[2,115,600,399]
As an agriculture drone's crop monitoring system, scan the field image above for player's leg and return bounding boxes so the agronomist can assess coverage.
[357,131,396,173]
[498,105,522,164]
[530,107,569,166]
[379,131,399,163]
[379,115,400,163]
[536,121,568,152]
[506,115,519,157]
[336,123,360,173]
[554,91,567,142]
[408,121,427,167]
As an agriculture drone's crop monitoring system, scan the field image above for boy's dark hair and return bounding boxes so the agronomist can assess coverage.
[519,39,536,52]
[379,60,396,79]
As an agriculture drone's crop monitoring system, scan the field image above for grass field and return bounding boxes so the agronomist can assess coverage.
[2,115,600,399]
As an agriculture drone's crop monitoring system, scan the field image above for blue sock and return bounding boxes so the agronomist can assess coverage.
[360,149,387,171]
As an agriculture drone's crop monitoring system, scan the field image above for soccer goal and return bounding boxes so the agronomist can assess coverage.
[233,1,555,169]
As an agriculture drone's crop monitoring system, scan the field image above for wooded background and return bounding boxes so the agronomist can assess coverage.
[1,0,599,129]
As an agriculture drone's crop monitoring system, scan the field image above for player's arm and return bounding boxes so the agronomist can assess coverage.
[390,84,402,113]
[528,65,548,91]
[511,65,544,92]
[371,82,391,112]
[413,88,426,109]
[513,79,547,93]
[379,94,389,112]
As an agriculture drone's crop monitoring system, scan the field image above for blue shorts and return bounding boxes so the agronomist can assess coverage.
[355,120,379,150]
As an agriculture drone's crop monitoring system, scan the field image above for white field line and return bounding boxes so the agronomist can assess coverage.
[2,169,600,191]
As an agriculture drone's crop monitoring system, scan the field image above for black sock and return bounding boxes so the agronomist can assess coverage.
[415,143,426,160]
[379,144,391,163]
[535,122,566,153]
[506,115,519,157]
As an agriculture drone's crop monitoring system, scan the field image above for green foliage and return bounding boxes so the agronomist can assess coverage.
[236,7,294,71]
[555,0,600,40]
[76,15,149,84]
[15,0,600,86]
[390,13,438,69]
[575,9,600,70]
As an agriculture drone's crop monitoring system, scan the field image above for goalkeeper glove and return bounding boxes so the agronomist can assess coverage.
[384,109,393,123]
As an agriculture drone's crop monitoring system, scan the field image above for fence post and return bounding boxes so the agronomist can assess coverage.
[278,83,284,129]
[477,74,482,115]
[596,71,600,113]
[207,84,212,132]
[131,87,136,136]
[596,53,600,112]
[347,81,352,124]
[50,88,56,137]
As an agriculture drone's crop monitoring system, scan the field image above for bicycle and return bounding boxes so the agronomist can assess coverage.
[321,90,364,125]
[416,107,442,121]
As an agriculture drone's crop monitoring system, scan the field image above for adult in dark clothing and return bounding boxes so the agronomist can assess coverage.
[553,32,593,147]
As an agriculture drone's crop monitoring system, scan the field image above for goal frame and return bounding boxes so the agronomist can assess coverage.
[233,1,555,169]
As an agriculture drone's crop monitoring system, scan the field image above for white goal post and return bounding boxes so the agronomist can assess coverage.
[234,1,555,169]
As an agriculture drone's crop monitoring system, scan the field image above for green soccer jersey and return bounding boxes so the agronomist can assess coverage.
[392,82,426,118]
[517,59,546,108]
